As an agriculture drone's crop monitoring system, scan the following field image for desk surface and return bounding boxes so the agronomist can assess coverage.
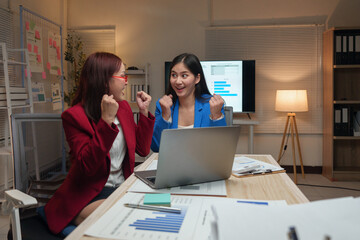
[66,154,308,240]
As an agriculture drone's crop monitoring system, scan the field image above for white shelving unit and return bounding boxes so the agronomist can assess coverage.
[126,63,150,121]
[125,63,150,164]
[0,42,34,195]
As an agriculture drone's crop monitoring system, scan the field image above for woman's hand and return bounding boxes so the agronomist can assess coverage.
[159,94,173,121]
[209,93,224,120]
[101,94,119,125]
[137,91,151,116]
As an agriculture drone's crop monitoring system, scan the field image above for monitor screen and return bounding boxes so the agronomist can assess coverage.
[164,60,255,113]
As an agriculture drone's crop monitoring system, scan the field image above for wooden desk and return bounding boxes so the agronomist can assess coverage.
[66,154,308,240]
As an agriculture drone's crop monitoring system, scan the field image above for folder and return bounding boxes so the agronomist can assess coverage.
[355,34,360,64]
[341,34,348,65]
[348,35,355,64]
[334,106,343,136]
[334,105,353,136]
[335,34,342,65]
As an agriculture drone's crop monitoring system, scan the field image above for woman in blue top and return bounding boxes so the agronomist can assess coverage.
[151,53,227,152]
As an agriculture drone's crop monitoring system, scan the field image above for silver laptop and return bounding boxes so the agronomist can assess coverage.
[135,126,240,189]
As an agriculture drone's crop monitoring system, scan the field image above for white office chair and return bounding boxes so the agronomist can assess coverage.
[5,113,69,240]
[1,190,37,240]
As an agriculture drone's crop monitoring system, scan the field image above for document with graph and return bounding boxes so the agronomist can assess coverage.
[85,192,287,240]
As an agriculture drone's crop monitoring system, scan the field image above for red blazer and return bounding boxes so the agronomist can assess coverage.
[44,101,154,234]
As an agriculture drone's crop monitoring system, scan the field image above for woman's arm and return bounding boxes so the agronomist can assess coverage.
[62,108,119,176]
[151,100,172,152]
[209,105,227,126]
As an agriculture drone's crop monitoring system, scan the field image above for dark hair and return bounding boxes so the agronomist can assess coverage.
[72,52,122,123]
[165,53,211,104]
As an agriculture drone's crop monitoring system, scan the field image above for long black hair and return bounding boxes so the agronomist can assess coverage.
[165,53,211,104]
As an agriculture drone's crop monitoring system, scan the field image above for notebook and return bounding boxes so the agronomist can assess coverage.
[135,126,240,189]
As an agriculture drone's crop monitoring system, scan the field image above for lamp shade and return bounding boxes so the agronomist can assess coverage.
[275,90,308,112]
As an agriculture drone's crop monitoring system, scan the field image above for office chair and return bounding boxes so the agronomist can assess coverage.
[224,106,233,126]
[5,113,71,240]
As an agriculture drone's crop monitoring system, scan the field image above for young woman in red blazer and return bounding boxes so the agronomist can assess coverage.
[43,52,154,235]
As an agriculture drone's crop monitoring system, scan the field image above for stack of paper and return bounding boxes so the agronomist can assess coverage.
[212,197,360,240]
[232,156,284,177]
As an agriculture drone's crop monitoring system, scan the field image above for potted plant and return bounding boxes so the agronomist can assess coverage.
[64,32,86,107]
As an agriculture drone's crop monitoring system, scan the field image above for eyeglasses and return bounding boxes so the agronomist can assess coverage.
[112,75,128,83]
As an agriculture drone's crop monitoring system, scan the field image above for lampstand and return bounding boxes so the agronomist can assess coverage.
[275,90,308,184]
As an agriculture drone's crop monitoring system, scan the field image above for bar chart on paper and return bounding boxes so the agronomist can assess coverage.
[85,193,203,240]
[129,206,187,233]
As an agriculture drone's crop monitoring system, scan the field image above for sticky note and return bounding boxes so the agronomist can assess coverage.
[25,69,32,77]
[49,38,53,46]
[33,45,38,53]
[36,54,41,63]
[35,30,40,40]
[57,68,61,76]
[27,43,32,52]
[47,62,51,70]
[144,193,171,207]
[25,21,29,30]
[42,71,46,79]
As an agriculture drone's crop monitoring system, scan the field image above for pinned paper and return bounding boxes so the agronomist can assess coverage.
[47,62,51,70]
[49,38,53,46]
[27,43,32,52]
[42,71,46,79]
[33,45,38,53]
[25,21,30,30]
[36,54,41,63]
[25,69,32,77]
[56,47,60,60]
[35,30,40,40]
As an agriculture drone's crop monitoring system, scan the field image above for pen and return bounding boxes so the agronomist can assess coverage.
[124,203,181,214]
[288,226,298,240]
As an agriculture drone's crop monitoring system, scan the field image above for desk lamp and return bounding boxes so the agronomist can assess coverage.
[275,90,308,184]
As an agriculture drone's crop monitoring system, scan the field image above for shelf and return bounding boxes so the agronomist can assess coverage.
[0,104,31,110]
[333,136,360,140]
[334,100,360,104]
[126,69,145,75]
[0,146,12,156]
[334,167,360,172]
[334,65,360,69]
[0,60,27,65]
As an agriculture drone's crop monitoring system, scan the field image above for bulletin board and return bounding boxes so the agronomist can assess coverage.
[20,6,64,114]
[17,6,67,181]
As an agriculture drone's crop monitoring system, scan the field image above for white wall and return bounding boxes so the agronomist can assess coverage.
[67,0,208,115]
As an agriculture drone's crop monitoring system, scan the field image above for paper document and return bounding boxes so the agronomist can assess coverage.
[232,156,284,177]
[213,197,360,240]
[129,161,227,196]
[85,192,287,240]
